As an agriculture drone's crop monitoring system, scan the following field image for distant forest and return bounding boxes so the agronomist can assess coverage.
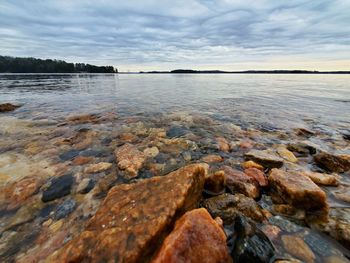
[0,56,118,73]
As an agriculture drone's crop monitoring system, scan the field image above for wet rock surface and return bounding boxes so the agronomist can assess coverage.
[41,174,74,202]
[245,149,284,169]
[0,103,20,112]
[314,152,350,173]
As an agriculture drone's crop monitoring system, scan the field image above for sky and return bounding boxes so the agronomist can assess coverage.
[0,0,349,72]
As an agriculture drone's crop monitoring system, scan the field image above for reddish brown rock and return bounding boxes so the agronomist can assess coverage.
[151,208,232,263]
[222,166,259,198]
[282,235,315,263]
[202,154,224,163]
[204,170,226,195]
[0,103,20,112]
[115,143,145,177]
[268,169,327,213]
[66,113,99,124]
[47,164,208,263]
[314,152,350,173]
[0,176,42,210]
[241,160,264,170]
[244,168,268,187]
[72,156,92,165]
[216,137,230,152]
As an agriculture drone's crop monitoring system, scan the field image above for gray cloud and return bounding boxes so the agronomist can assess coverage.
[0,0,349,70]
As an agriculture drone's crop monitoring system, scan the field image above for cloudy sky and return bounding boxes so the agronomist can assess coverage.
[0,0,349,71]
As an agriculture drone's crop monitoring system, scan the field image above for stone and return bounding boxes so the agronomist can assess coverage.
[314,152,350,173]
[72,156,92,165]
[84,162,112,174]
[59,149,80,161]
[244,168,268,187]
[53,199,76,220]
[202,193,266,224]
[216,137,230,152]
[0,176,42,210]
[66,114,99,124]
[272,204,305,220]
[115,143,145,177]
[166,126,189,138]
[260,224,281,240]
[232,215,275,263]
[287,142,317,156]
[204,171,226,195]
[268,169,327,213]
[245,150,284,169]
[77,178,95,194]
[222,166,260,199]
[42,174,74,202]
[201,154,223,163]
[333,187,350,203]
[0,103,20,112]
[241,160,264,170]
[143,146,159,158]
[325,255,349,263]
[49,219,64,233]
[301,171,339,186]
[277,146,298,163]
[295,127,315,137]
[151,208,232,263]
[282,235,315,263]
[47,164,208,263]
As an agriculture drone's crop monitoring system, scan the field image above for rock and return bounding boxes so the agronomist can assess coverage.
[282,235,315,263]
[325,255,350,263]
[201,154,223,163]
[241,160,264,170]
[287,142,317,156]
[232,215,275,263]
[277,146,298,163]
[272,204,305,220]
[143,147,159,158]
[49,219,64,233]
[119,132,138,142]
[72,156,92,165]
[202,193,266,224]
[47,164,208,263]
[295,127,315,137]
[333,187,350,203]
[204,171,226,195]
[314,152,350,173]
[181,151,192,161]
[222,166,260,199]
[301,171,339,186]
[42,174,74,202]
[77,178,95,194]
[66,114,99,124]
[268,169,327,213]
[216,137,230,152]
[245,150,284,169]
[269,216,303,233]
[84,162,112,174]
[59,149,80,161]
[0,176,42,210]
[260,224,281,240]
[54,199,76,220]
[115,143,145,178]
[166,126,189,138]
[244,168,268,187]
[0,103,20,112]
[151,208,232,263]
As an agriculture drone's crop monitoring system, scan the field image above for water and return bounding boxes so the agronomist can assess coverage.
[1,73,349,130]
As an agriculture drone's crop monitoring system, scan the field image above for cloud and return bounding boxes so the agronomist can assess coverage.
[0,0,349,70]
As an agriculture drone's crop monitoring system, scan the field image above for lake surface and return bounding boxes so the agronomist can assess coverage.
[1,73,350,130]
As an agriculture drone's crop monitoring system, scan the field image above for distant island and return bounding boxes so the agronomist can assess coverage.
[140,69,350,74]
[0,56,118,73]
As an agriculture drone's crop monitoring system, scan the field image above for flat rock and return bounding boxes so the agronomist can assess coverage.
[333,187,350,203]
[152,208,232,263]
[244,168,268,187]
[42,174,74,202]
[314,152,350,173]
[301,171,339,186]
[84,162,112,174]
[222,166,260,199]
[115,143,145,178]
[202,193,266,224]
[0,103,20,112]
[53,199,76,220]
[201,154,223,163]
[268,169,327,213]
[282,235,315,263]
[287,141,318,156]
[241,160,263,170]
[277,146,298,163]
[47,164,208,263]
[216,137,230,152]
[245,149,284,169]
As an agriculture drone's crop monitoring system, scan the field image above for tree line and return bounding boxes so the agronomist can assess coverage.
[0,56,118,73]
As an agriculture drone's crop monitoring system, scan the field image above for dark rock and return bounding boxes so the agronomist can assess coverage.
[204,171,226,196]
[54,199,76,220]
[232,215,275,263]
[268,216,303,233]
[0,103,20,113]
[59,150,80,161]
[314,152,350,173]
[42,174,74,202]
[340,130,350,140]
[77,179,95,194]
[245,150,284,169]
[287,142,317,156]
[80,148,109,157]
[166,126,189,138]
[38,204,57,219]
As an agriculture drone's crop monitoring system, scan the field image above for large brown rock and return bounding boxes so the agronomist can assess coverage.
[115,143,146,178]
[222,166,260,199]
[47,164,208,263]
[151,208,232,263]
[268,169,327,213]
[314,152,350,173]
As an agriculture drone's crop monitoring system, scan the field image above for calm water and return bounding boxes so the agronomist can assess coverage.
[1,73,350,131]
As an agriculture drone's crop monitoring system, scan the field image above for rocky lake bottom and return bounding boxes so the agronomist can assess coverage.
[0,74,350,262]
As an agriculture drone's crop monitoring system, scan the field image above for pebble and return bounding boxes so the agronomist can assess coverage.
[42,174,74,202]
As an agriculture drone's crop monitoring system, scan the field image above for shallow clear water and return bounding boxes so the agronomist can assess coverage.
[1,73,350,130]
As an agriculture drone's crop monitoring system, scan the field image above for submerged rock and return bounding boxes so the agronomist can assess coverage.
[152,208,232,263]
[282,235,315,263]
[287,141,317,156]
[301,171,339,186]
[202,193,266,224]
[53,199,76,220]
[77,178,95,194]
[42,174,74,202]
[216,137,230,152]
[268,169,327,213]
[115,143,145,178]
[0,103,20,112]
[245,150,284,169]
[314,152,350,173]
[204,171,226,196]
[84,162,112,174]
[232,215,275,263]
[47,164,208,263]
[166,126,189,138]
[333,187,350,204]
[276,146,298,163]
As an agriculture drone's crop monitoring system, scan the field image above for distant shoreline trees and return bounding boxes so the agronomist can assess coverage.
[0,56,118,73]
